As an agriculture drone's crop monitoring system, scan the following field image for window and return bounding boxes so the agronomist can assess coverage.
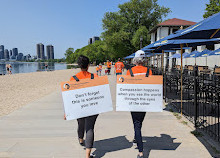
[173,29,178,33]
[206,44,215,50]
[191,46,197,52]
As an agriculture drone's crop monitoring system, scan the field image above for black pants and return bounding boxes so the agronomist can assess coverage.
[131,112,146,152]
[77,114,98,148]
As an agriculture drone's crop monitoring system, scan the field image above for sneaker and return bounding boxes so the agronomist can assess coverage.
[90,154,95,158]
[137,155,143,158]
[133,139,137,145]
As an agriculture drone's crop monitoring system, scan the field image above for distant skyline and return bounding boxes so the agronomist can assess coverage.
[0,0,210,58]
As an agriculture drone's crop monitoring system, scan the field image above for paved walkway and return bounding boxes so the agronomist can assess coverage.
[0,73,211,158]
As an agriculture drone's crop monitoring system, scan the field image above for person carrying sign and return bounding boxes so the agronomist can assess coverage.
[69,55,98,158]
[126,50,152,158]
[114,58,124,75]
[106,60,111,75]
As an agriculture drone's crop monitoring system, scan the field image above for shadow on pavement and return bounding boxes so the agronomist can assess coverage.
[92,134,181,158]
[142,134,181,158]
[92,135,132,157]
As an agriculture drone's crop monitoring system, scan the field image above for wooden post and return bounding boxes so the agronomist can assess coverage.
[162,50,164,73]
[181,44,183,116]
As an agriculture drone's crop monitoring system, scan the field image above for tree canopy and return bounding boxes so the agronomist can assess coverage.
[102,0,170,58]
[65,0,170,64]
[203,0,220,18]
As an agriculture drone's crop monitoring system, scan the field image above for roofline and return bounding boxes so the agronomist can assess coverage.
[149,25,192,34]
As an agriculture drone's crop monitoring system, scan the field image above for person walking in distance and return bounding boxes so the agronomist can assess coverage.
[126,50,152,158]
[114,58,124,76]
[106,60,111,75]
[66,55,99,158]
[99,63,102,76]
[96,65,99,76]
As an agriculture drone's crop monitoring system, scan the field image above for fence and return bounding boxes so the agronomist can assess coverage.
[159,65,220,143]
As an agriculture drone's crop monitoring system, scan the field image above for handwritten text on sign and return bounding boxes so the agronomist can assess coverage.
[61,76,113,120]
[116,75,163,112]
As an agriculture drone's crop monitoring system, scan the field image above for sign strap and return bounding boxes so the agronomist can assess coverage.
[145,67,150,77]
[72,75,80,82]
[91,73,94,79]
[129,69,134,77]
[72,73,94,82]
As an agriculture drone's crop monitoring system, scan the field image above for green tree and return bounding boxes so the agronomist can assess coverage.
[132,26,150,50]
[102,0,170,57]
[203,0,220,18]
[65,0,170,62]
[65,48,74,63]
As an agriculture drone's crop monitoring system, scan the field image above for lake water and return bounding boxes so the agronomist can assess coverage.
[0,62,68,75]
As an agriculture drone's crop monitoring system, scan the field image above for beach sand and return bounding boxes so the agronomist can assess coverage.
[0,67,97,116]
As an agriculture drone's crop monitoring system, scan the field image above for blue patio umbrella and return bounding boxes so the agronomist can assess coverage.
[142,38,220,51]
[184,50,200,58]
[169,53,181,59]
[168,52,189,59]
[124,53,135,59]
[124,50,152,59]
[146,53,162,57]
[193,49,212,58]
[142,38,220,116]
[193,49,212,66]
[169,12,220,39]
[209,48,220,56]
[183,50,200,64]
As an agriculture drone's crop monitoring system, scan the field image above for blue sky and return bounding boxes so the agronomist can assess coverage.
[0,0,209,58]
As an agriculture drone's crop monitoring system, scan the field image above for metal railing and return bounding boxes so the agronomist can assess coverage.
[162,66,220,142]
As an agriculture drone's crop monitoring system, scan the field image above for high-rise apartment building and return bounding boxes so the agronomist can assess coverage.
[36,43,45,59]
[36,44,40,59]
[0,45,4,59]
[4,49,9,59]
[12,48,18,57]
[88,36,100,45]
[88,38,93,45]
[92,36,100,43]
[46,45,54,59]
[9,50,12,56]
[17,53,23,61]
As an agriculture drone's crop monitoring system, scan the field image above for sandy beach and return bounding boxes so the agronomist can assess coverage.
[0,67,97,116]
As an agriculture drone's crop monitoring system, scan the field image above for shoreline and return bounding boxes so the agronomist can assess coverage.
[0,67,97,117]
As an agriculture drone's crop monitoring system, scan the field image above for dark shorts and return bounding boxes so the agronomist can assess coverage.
[116,73,122,76]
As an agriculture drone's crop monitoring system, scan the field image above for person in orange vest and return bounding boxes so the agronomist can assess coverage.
[68,55,98,158]
[106,60,112,75]
[114,58,124,76]
[96,65,99,76]
[99,63,102,76]
[126,50,152,158]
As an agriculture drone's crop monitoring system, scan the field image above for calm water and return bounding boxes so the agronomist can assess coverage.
[0,62,68,75]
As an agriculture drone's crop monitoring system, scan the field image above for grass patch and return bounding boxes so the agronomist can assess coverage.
[169,109,174,112]
[173,112,178,117]
[176,115,182,120]
[172,112,182,120]
[191,130,203,137]
[181,121,188,125]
